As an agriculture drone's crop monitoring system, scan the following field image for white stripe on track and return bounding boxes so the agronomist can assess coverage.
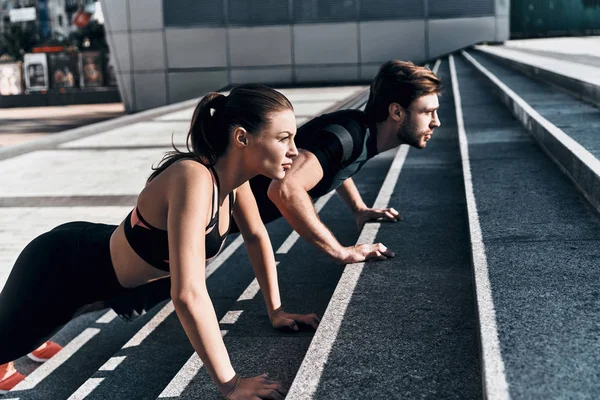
[66,378,104,400]
[448,54,510,400]
[98,356,127,371]
[157,353,203,398]
[95,310,117,324]
[122,301,174,349]
[11,328,100,391]
[157,331,228,398]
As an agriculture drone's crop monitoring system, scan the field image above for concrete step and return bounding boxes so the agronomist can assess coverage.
[473,44,600,109]
[463,48,600,215]
[450,53,600,399]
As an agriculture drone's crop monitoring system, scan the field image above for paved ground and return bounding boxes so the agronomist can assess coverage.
[0,103,125,147]
[504,36,600,58]
[501,36,600,68]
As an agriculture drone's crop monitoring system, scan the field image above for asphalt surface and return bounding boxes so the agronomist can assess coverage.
[455,54,600,399]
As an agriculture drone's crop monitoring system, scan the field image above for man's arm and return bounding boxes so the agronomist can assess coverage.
[335,177,368,212]
[268,150,394,264]
[336,177,402,231]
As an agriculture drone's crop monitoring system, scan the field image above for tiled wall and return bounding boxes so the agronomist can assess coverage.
[100,0,509,112]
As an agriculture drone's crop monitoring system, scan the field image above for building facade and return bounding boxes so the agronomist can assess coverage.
[100,0,510,112]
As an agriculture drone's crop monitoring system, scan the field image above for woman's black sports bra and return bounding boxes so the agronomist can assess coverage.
[123,165,233,271]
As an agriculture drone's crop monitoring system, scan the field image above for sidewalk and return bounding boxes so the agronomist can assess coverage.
[0,86,365,291]
[0,103,125,147]
[500,36,600,67]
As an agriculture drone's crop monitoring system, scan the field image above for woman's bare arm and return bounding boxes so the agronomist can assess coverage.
[232,182,281,317]
[166,161,236,396]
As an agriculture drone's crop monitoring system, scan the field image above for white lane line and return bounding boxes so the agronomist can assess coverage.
[122,301,175,349]
[157,331,228,399]
[237,278,261,301]
[95,310,117,324]
[433,58,441,72]
[158,353,203,398]
[220,310,244,324]
[98,356,127,371]
[277,191,336,254]
[66,378,104,400]
[286,144,410,399]
[11,328,101,391]
[449,54,510,400]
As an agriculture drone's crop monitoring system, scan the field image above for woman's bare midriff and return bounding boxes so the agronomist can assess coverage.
[106,159,232,289]
[109,222,170,288]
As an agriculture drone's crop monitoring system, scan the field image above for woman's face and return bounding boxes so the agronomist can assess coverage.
[249,109,298,180]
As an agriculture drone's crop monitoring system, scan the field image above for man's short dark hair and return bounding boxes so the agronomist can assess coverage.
[365,60,443,123]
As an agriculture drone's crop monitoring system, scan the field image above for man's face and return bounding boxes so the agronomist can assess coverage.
[397,93,441,149]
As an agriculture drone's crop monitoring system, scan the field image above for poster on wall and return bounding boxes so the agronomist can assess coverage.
[23,53,49,92]
[48,52,79,90]
[79,51,104,88]
[0,62,23,95]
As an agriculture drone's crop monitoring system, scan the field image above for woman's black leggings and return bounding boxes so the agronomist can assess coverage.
[0,221,125,364]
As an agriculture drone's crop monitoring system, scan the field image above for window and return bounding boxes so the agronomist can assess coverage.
[228,0,289,26]
[164,0,225,27]
[294,0,358,23]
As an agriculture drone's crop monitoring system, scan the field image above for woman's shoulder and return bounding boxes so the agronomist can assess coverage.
[162,158,213,191]
[168,158,211,176]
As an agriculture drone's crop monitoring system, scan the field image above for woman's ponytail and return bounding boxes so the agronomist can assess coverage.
[148,84,293,183]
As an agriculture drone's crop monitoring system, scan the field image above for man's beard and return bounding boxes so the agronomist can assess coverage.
[398,120,429,149]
